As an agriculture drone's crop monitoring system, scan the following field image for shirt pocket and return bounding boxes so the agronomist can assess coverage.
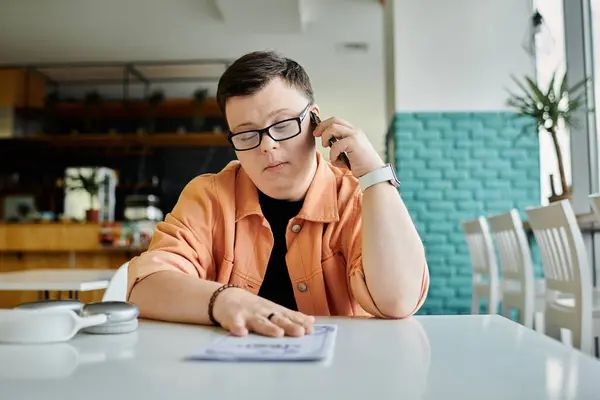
[321,252,353,315]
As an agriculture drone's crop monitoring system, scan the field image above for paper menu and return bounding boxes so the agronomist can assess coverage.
[189,324,337,362]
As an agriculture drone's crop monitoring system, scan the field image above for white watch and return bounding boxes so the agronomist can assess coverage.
[358,163,401,192]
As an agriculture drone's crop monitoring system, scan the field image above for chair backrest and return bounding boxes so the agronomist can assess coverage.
[487,209,535,327]
[525,200,592,352]
[461,216,499,282]
[487,209,534,282]
[589,193,600,221]
[102,262,129,302]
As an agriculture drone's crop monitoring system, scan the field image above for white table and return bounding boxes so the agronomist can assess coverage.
[0,269,114,300]
[0,315,599,399]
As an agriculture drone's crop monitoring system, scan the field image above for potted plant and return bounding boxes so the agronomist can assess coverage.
[506,70,589,202]
[65,167,104,222]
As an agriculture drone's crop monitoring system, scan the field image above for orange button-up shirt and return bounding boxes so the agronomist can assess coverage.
[127,152,429,318]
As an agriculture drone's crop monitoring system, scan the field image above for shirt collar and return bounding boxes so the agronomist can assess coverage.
[235,152,340,223]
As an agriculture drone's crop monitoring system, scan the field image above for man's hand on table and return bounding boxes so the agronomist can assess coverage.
[212,287,315,337]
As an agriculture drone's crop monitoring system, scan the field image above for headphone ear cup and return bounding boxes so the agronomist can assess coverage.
[82,318,138,335]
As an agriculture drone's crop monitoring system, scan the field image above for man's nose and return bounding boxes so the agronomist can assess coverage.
[260,132,279,153]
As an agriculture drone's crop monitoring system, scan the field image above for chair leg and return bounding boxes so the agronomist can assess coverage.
[534,312,545,334]
[471,294,479,314]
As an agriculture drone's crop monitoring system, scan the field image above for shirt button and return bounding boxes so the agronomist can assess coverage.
[297,282,308,292]
[291,224,301,233]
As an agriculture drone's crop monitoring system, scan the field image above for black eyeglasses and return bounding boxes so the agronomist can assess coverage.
[227,103,311,151]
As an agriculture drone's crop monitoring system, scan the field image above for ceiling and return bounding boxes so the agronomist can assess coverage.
[0,0,388,152]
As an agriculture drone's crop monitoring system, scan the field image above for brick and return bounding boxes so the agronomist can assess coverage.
[510,189,528,198]
[446,298,472,310]
[395,140,425,150]
[457,201,484,212]
[418,130,441,140]
[424,254,446,265]
[513,159,539,169]
[397,170,414,179]
[400,150,416,160]
[398,159,426,170]
[395,130,413,140]
[425,119,453,130]
[481,115,508,129]
[455,159,482,170]
[424,234,448,245]
[448,276,473,288]
[429,287,456,298]
[427,139,451,148]
[421,298,444,308]
[429,202,456,212]
[471,169,498,179]
[456,140,484,148]
[428,223,456,234]
[404,180,426,189]
[487,139,513,148]
[444,129,470,140]
[456,180,482,190]
[485,200,515,211]
[417,148,444,159]
[484,180,511,189]
[416,190,444,201]
[455,120,485,131]
[395,120,424,131]
[427,159,455,170]
[416,170,443,180]
[501,149,529,159]
[443,170,469,179]
[484,159,512,170]
[445,190,473,201]
[499,170,524,180]
[406,203,428,214]
[472,148,499,159]
[471,128,497,140]
[445,149,469,161]
[458,286,474,296]
[427,180,453,190]
[429,277,449,290]
[474,189,503,200]
[447,254,472,265]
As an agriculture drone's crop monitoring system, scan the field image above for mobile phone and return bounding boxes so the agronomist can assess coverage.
[310,112,351,169]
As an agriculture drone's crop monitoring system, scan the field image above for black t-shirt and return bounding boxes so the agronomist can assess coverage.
[257,190,304,311]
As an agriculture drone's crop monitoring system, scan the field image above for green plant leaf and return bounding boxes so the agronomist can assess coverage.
[546,70,556,98]
[525,76,548,106]
[559,71,568,99]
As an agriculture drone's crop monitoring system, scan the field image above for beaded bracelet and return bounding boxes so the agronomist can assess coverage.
[208,284,239,326]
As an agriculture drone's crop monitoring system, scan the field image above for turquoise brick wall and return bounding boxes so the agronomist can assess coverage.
[387,112,541,315]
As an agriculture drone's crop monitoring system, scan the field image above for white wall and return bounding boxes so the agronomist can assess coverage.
[534,0,569,204]
[390,0,534,112]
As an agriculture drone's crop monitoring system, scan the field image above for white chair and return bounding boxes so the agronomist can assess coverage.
[589,193,600,222]
[462,217,500,315]
[102,262,129,302]
[487,209,545,330]
[525,200,599,355]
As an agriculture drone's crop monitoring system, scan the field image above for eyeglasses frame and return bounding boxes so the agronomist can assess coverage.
[227,103,312,151]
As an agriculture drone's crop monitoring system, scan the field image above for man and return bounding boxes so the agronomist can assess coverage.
[127,50,429,337]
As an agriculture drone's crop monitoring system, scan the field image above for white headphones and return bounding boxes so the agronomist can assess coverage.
[0,300,139,344]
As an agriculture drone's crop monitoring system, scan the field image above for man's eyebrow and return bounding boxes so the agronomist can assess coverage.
[233,108,291,131]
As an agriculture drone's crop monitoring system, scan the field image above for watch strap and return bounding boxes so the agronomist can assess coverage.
[358,164,399,192]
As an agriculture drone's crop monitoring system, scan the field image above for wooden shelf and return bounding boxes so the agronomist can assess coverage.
[4,132,230,148]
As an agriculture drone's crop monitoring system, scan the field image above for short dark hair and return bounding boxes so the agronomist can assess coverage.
[216,51,314,118]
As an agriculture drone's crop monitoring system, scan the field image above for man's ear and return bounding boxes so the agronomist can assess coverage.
[309,105,321,127]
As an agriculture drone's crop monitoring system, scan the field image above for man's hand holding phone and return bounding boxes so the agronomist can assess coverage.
[311,113,385,178]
